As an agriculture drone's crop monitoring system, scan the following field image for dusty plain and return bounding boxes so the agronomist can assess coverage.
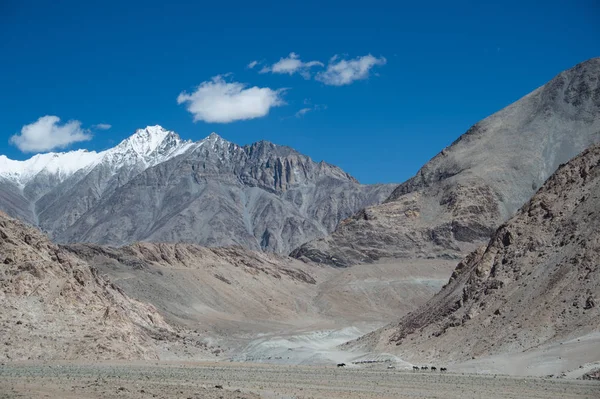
[1,362,599,399]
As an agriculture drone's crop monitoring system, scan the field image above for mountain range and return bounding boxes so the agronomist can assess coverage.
[292,57,600,266]
[0,127,394,253]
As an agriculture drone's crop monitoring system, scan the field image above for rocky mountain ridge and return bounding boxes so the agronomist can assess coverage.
[293,57,600,266]
[0,127,394,253]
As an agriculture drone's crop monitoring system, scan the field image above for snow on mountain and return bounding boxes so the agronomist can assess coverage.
[100,125,196,170]
[0,150,102,188]
[122,125,172,156]
[0,125,199,187]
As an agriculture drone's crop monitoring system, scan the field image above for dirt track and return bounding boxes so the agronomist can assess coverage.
[1,362,598,399]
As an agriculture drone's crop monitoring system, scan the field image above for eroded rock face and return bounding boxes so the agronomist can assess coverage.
[351,143,600,362]
[0,211,175,361]
[56,140,394,254]
[292,57,600,266]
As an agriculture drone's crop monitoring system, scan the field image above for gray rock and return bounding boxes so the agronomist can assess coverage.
[292,57,600,266]
[0,182,35,225]
[0,128,394,254]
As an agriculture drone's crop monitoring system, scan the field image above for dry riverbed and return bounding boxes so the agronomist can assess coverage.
[1,362,599,399]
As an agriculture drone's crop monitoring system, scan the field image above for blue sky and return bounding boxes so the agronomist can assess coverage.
[1,0,599,184]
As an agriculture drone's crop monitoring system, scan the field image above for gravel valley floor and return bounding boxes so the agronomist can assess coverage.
[1,362,599,399]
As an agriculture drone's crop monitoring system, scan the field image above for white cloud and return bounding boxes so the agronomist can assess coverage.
[295,102,327,118]
[177,75,286,123]
[10,115,93,153]
[93,123,112,130]
[295,108,312,118]
[247,60,259,69]
[260,52,324,79]
[316,54,386,86]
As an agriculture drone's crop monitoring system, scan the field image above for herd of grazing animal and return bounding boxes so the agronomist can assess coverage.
[412,365,447,372]
[337,363,447,371]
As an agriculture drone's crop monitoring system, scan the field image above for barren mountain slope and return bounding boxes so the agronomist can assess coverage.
[350,143,600,365]
[292,57,600,266]
[63,243,454,344]
[63,242,333,334]
[0,211,175,361]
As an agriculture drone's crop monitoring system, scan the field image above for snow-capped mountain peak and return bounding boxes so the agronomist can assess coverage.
[104,125,195,168]
[114,125,174,157]
[0,125,196,187]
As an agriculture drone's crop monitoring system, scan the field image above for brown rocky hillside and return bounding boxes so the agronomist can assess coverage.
[0,211,175,361]
[350,143,600,364]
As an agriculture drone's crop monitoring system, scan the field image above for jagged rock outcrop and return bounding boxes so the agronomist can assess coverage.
[0,127,394,253]
[0,211,175,361]
[350,143,600,363]
[292,57,600,266]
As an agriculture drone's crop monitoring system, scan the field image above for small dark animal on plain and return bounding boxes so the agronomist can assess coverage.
[215,385,223,389]
[431,366,437,371]
[412,366,420,371]
[337,363,346,367]
[440,367,447,372]
[421,366,428,370]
